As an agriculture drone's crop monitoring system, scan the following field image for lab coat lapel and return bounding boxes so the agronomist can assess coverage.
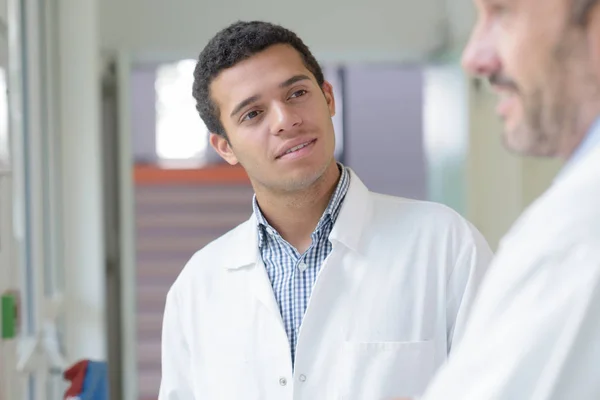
[248,256,286,329]
[295,171,374,363]
[224,215,285,330]
[224,171,377,340]
[329,169,373,254]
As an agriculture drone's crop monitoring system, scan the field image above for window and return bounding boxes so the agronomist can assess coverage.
[155,60,209,165]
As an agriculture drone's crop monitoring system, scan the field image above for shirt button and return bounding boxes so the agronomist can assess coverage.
[298,262,308,272]
[299,374,307,382]
[279,377,287,386]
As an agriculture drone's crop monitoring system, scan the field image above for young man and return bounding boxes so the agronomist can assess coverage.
[158,21,492,400]
[420,0,600,399]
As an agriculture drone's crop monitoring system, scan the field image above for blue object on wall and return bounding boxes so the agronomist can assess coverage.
[80,361,108,400]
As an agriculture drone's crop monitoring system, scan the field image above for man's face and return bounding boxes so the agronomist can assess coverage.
[209,44,337,193]
[462,0,599,157]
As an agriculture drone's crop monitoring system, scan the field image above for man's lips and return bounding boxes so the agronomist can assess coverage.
[276,139,317,159]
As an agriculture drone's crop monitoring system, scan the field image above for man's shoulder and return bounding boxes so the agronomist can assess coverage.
[506,164,600,250]
[368,191,475,232]
[364,191,490,263]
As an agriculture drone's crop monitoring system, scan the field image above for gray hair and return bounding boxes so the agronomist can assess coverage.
[572,0,599,25]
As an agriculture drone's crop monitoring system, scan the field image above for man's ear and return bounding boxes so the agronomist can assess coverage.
[209,133,239,165]
[322,80,336,117]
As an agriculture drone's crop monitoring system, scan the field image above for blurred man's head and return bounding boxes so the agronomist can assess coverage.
[192,21,338,195]
[462,0,600,158]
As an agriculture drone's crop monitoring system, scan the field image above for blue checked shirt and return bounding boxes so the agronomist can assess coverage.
[253,164,351,364]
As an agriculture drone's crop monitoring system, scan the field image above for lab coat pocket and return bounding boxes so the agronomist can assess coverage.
[338,340,435,400]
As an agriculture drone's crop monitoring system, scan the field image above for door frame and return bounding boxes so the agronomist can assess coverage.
[0,8,24,400]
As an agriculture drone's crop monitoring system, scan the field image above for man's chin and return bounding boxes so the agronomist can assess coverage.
[501,126,556,158]
[501,125,533,155]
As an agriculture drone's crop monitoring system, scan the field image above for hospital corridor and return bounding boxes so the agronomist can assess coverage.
[3,0,598,399]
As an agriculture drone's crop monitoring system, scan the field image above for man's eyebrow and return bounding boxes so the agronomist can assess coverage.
[229,75,311,118]
[279,74,311,88]
[230,95,260,118]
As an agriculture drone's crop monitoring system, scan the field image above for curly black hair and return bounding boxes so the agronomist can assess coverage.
[192,20,325,138]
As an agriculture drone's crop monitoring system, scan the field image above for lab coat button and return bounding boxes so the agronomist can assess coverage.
[299,374,307,382]
[279,377,287,386]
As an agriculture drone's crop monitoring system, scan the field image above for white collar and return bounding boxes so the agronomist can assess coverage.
[224,169,373,270]
[556,116,600,183]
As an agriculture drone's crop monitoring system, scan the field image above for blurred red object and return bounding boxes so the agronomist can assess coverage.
[63,360,89,399]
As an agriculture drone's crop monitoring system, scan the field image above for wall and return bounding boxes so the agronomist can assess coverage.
[443,0,476,58]
[0,172,19,400]
[0,0,6,71]
[466,79,563,249]
[131,66,157,164]
[467,80,523,248]
[521,156,563,206]
[344,65,427,199]
[99,0,447,64]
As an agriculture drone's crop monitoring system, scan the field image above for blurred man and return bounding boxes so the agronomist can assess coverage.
[159,21,492,400]
[420,0,600,399]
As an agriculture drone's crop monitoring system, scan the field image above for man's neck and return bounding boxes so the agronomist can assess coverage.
[255,162,341,253]
[558,112,599,162]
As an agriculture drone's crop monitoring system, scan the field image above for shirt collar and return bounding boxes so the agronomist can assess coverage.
[253,163,350,247]
[557,116,600,182]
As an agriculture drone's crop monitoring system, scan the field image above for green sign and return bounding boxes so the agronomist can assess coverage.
[1,293,17,339]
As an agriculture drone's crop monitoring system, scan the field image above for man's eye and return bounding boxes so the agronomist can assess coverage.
[289,90,307,99]
[242,110,261,121]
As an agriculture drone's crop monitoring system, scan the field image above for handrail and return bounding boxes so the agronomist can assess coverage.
[133,163,250,185]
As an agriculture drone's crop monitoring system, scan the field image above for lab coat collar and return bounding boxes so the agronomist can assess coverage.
[224,169,373,270]
[223,214,261,270]
[328,169,373,254]
[555,117,600,184]
[554,139,600,187]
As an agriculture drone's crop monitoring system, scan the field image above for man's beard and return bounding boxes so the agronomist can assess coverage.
[515,83,568,157]
[496,41,576,157]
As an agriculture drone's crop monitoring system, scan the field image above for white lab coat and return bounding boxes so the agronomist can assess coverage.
[159,171,493,400]
[421,146,600,400]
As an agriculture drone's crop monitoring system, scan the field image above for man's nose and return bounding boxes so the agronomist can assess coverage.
[271,103,302,135]
[461,26,501,77]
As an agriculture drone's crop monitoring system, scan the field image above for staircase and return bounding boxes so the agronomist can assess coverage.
[135,179,254,400]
